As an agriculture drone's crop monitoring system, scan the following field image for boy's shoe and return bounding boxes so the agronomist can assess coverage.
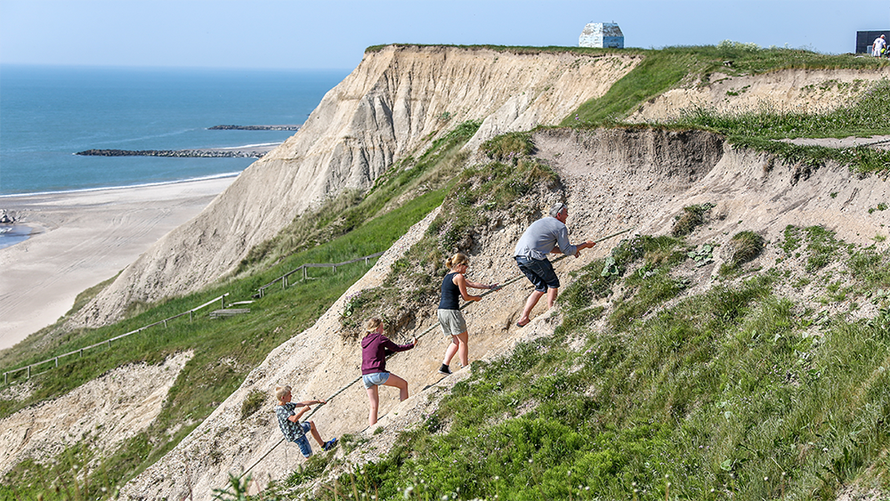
[438,364,452,375]
[323,438,338,451]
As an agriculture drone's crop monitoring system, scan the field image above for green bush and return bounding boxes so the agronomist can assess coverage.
[480,131,534,162]
[240,389,267,420]
[671,203,714,237]
[720,230,766,275]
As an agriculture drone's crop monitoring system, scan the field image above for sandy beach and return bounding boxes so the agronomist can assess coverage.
[0,176,236,351]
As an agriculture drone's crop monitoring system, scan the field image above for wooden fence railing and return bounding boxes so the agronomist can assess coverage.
[1,293,228,386]
[2,249,387,386]
[255,251,385,297]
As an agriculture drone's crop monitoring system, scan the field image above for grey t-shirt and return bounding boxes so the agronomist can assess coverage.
[514,217,577,261]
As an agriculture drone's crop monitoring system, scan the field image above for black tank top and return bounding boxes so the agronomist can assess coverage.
[439,272,461,310]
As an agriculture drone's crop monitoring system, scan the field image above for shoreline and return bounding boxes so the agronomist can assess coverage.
[0,176,237,351]
[0,171,241,199]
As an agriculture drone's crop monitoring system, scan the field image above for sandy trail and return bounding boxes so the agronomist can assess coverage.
[0,177,235,351]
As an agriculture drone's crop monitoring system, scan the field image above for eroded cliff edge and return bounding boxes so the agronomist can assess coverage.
[73,45,642,328]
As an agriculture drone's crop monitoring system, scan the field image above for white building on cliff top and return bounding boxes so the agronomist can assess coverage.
[579,22,624,49]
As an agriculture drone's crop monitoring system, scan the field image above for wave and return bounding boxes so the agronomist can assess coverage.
[216,142,281,150]
[0,171,241,198]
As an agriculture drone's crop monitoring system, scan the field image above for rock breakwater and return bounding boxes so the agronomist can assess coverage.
[76,148,268,159]
[207,125,300,131]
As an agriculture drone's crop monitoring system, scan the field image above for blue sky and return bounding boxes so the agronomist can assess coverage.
[0,0,886,70]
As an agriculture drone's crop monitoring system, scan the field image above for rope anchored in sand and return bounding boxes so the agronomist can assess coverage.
[238,226,635,479]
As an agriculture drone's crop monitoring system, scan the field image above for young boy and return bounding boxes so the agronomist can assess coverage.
[274,385,337,458]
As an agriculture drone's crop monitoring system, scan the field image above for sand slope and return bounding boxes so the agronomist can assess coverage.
[117,129,889,499]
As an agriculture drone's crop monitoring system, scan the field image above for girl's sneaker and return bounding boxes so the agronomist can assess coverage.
[438,364,452,375]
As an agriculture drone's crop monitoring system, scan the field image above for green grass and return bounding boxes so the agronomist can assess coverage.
[666,78,890,173]
[0,121,470,500]
[556,43,890,173]
[337,146,561,340]
[566,49,699,125]
[564,44,888,127]
[235,120,481,274]
[6,44,890,501]
[285,232,890,501]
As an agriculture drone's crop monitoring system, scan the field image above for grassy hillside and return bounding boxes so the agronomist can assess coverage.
[0,121,480,501]
[273,228,889,500]
[1,44,888,500]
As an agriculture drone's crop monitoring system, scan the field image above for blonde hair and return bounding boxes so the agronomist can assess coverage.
[446,252,469,270]
[363,317,383,333]
[274,385,291,402]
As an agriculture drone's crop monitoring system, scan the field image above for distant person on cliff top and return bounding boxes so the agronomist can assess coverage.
[361,317,417,426]
[513,202,595,327]
[274,385,337,457]
[874,35,886,57]
[436,252,500,376]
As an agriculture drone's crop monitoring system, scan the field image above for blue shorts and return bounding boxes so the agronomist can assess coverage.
[293,422,313,457]
[515,256,560,292]
[362,372,390,389]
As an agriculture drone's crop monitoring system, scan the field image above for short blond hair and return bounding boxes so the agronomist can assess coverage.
[363,317,383,333]
[274,385,291,402]
[446,252,468,270]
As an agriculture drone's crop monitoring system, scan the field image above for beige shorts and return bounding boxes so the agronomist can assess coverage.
[437,309,467,337]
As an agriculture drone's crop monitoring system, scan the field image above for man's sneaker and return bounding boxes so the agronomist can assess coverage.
[323,438,338,451]
[438,364,452,375]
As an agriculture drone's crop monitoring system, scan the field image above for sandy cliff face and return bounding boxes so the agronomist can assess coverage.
[117,127,890,500]
[628,68,889,121]
[0,352,193,478]
[74,45,641,328]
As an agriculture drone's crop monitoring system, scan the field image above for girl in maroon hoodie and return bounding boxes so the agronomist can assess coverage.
[361,317,417,425]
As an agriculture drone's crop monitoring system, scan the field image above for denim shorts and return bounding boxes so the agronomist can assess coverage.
[362,372,390,389]
[515,256,560,292]
[438,309,468,337]
[293,422,313,457]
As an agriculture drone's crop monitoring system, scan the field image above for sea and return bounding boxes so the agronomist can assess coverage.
[0,64,350,247]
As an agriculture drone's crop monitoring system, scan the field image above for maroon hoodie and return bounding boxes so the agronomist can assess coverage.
[361,331,414,375]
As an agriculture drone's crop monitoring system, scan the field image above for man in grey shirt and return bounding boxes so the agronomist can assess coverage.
[514,202,595,327]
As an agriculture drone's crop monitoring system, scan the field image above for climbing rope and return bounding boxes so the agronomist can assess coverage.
[238,226,635,478]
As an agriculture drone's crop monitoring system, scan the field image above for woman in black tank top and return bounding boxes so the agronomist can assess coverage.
[436,252,499,375]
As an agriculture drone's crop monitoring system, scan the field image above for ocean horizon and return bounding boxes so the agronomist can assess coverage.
[0,64,350,196]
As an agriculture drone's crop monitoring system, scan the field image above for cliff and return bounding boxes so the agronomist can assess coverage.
[3,45,888,500]
[117,126,890,500]
[73,45,642,328]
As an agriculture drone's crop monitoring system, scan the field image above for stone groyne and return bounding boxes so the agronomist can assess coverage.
[207,124,300,131]
[75,148,269,159]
